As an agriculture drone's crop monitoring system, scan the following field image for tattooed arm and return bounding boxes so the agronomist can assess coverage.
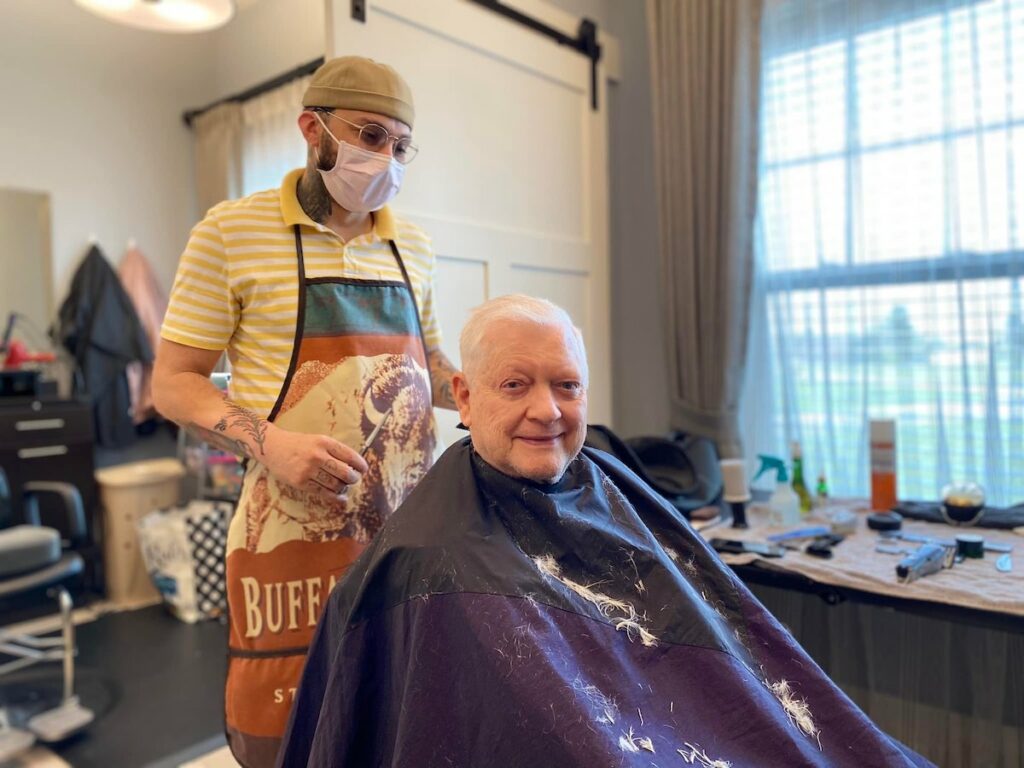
[426,345,458,410]
[150,340,267,459]
[185,401,268,459]
[152,339,367,503]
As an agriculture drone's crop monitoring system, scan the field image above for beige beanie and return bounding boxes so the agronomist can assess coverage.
[302,56,415,128]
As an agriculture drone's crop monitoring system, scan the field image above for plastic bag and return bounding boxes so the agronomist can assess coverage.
[136,500,231,623]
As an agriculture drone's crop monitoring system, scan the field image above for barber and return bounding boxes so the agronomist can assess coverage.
[153,56,457,766]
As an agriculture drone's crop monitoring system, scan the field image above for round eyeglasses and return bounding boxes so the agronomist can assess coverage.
[317,110,419,165]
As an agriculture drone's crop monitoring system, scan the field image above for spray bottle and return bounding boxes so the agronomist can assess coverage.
[754,455,801,527]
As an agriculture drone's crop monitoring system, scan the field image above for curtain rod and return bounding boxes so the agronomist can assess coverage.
[182,56,325,127]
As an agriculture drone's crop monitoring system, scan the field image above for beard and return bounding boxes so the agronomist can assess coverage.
[299,136,336,223]
[316,131,338,171]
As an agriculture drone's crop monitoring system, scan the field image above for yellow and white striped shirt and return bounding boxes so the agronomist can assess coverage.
[161,168,441,416]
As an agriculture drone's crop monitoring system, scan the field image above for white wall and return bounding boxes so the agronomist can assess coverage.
[543,0,611,27]
[545,0,669,437]
[605,2,669,437]
[208,0,324,98]
[0,1,219,303]
[0,0,326,312]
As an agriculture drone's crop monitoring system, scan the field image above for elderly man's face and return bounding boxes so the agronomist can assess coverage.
[453,321,588,484]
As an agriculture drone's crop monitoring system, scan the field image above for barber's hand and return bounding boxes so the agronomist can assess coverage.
[260,425,369,506]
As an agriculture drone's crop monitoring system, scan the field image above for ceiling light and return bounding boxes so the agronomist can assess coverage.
[74,0,235,33]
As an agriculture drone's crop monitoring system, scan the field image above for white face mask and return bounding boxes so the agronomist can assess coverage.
[314,114,406,213]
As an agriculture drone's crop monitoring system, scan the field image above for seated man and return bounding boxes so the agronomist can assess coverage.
[278,295,931,768]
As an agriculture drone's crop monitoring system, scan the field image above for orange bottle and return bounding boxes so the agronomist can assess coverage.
[869,419,898,510]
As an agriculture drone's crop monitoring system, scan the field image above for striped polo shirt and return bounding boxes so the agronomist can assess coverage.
[161,168,441,417]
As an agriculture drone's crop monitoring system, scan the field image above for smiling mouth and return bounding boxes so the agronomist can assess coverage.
[517,435,563,444]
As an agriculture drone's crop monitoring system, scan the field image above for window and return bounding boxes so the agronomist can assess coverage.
[752,0,1024,504]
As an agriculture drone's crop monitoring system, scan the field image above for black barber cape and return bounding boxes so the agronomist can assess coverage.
[53,246,152,447]
[279,440,931,768]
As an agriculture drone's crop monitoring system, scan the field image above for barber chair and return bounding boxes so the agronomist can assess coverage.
[0,467,94,760]
[585,425,723,518]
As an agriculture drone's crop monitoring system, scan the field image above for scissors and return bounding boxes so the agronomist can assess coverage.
[360,404,393,458]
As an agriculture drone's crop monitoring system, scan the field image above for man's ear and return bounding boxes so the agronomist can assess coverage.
[452,371,472,428]
[298,110,321,149]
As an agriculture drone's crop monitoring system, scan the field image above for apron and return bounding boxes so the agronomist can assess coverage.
[224,227,436,767]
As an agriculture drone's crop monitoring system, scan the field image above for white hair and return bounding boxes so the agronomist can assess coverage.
[459,294,588,383]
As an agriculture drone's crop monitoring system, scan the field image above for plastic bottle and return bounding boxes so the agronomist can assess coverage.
[791,441,812,516]
[869,419,898,511]
[754,455,801,527]
[815,473,829,507]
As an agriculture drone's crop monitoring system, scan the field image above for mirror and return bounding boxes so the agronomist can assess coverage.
[0,188,53,341]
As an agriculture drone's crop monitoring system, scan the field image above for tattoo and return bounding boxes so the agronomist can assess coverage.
[187,422,252,459]
[428,347,458,410]
[189,397,269,459]
[224,402,269,456]
[297,162,332,224]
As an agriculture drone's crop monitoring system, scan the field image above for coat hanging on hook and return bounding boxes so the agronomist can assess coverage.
[118,241,167,426]
[53,245,152,447]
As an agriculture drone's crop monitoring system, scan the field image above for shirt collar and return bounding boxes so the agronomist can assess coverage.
[281,168,397,241]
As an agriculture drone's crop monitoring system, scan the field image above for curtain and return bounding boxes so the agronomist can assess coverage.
[647,0,765,457]
[192,76,309,209]
[240,76,310,195]
[744,0,1024,506]
[193,103,243,217]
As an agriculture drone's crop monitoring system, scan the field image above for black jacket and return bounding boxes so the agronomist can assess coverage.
[54,246,152,447]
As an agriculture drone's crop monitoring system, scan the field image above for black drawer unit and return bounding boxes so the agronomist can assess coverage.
[0,401,93,448]
[0,396,101,594]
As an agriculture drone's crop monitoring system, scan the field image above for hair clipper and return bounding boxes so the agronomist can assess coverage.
[895,543,954,584]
